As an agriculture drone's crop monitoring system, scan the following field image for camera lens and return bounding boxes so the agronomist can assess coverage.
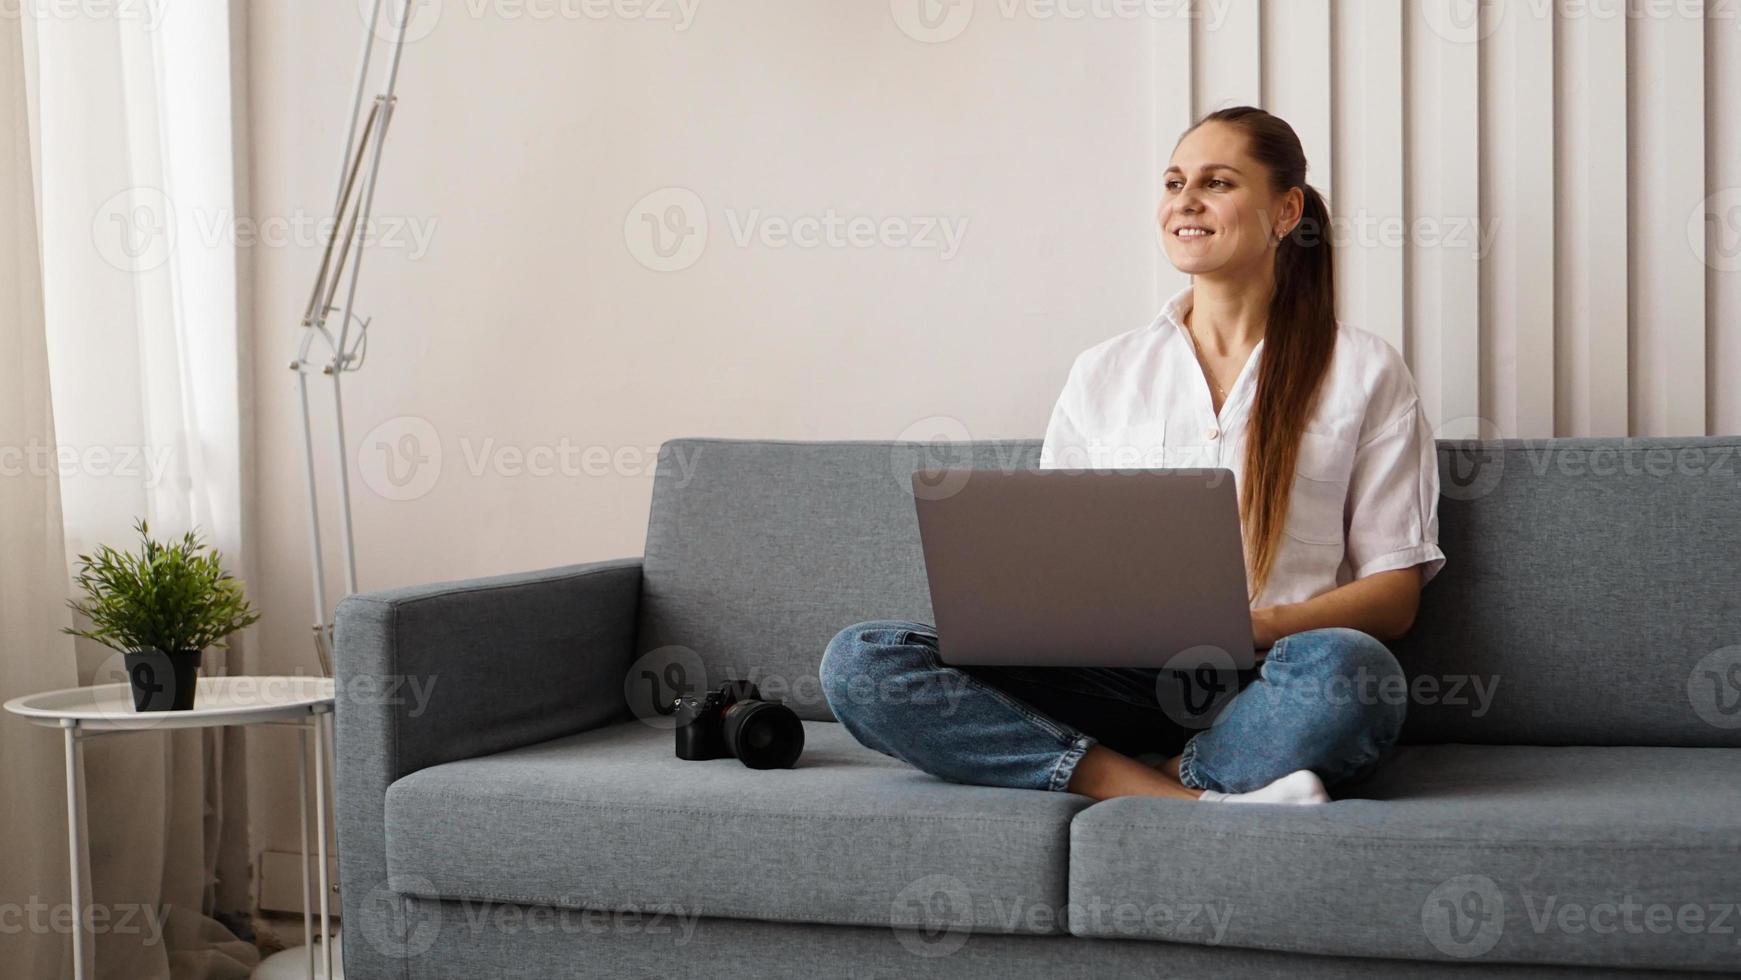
[721,699,805,770]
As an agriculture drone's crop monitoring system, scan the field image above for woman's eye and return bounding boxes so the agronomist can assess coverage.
[1164,179,1184,191]
[1208,178,1230,189]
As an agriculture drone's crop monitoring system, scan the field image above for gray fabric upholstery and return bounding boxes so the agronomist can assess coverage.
[1397,438,1741,747]
[1069,743,1741,971]
[386,894,1704,980]
[334,437,1741,979]
[384,720,1086,933]
[333,559,642,980]
[636,438,1042,720]
[637,436,1741,745]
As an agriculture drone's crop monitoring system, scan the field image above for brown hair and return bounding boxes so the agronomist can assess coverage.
[1182,106,1337,599]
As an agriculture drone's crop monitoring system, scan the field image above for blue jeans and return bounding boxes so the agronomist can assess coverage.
[819,621,1407,794]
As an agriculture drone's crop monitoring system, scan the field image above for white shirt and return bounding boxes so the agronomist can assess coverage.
[1039,285,1447,609]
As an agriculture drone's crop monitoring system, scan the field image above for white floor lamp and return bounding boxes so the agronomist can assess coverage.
[260,1,415,977]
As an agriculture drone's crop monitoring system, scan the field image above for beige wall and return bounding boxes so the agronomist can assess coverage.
[242,1,1741,883]
[242,4,1161,867]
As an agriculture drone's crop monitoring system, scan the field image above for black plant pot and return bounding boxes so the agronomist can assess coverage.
[124,649,202,711]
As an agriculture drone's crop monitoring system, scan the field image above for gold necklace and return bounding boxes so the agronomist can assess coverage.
[1185,323,1229,399]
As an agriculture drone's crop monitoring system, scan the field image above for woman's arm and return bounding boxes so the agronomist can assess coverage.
[1252,565,1423,647]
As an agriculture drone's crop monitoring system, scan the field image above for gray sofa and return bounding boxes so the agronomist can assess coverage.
[333,436,1741,979]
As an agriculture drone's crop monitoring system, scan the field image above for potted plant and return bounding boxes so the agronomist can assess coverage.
[65,520,262,711]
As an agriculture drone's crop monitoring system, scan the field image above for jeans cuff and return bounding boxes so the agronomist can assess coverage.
[1175,734,1221,792]
[1047,735,1096,792]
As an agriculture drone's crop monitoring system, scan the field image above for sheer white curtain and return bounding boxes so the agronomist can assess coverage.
[1,11,78,979]
[27,2,259,978]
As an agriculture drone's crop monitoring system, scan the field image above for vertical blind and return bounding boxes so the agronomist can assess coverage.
[1156,0,1737,438]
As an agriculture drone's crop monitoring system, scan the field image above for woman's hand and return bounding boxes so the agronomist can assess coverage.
[1250,567,1426,651]
[1251,605,1284,650]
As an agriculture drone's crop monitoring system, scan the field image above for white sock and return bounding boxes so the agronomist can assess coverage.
[1198,769,1330,805]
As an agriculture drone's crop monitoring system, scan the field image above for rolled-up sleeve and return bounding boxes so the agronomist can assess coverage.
[1344,398,1447,586]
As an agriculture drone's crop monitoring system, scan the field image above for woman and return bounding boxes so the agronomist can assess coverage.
[819,106,1446,805]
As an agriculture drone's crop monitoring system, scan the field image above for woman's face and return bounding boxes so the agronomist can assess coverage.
[1157,121,1302,282]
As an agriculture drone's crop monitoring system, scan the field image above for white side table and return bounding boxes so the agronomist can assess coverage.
[5,675,339,980]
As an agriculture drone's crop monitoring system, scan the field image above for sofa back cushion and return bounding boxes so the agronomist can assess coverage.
[1396,437,1741,746]
[635,438,1034,721]
[636,437,1741,745]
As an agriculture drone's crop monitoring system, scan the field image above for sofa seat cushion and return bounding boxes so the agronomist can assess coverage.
[1068,744,1741,972]
[385,719,1089,934]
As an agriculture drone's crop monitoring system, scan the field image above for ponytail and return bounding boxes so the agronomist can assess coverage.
[1184,108,1338,599]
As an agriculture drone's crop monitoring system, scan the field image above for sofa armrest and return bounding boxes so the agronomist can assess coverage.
[331,557,640,975]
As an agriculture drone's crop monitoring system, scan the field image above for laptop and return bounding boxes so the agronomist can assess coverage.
[911,468,1256,669]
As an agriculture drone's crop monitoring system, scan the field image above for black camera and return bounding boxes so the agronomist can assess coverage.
[673,680,805,769]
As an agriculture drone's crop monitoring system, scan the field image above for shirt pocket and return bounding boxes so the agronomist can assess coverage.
[1283,430,1356,546]
[1087,420,1166,469]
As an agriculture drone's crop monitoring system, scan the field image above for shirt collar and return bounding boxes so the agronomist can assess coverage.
[1158,283,1194,333]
